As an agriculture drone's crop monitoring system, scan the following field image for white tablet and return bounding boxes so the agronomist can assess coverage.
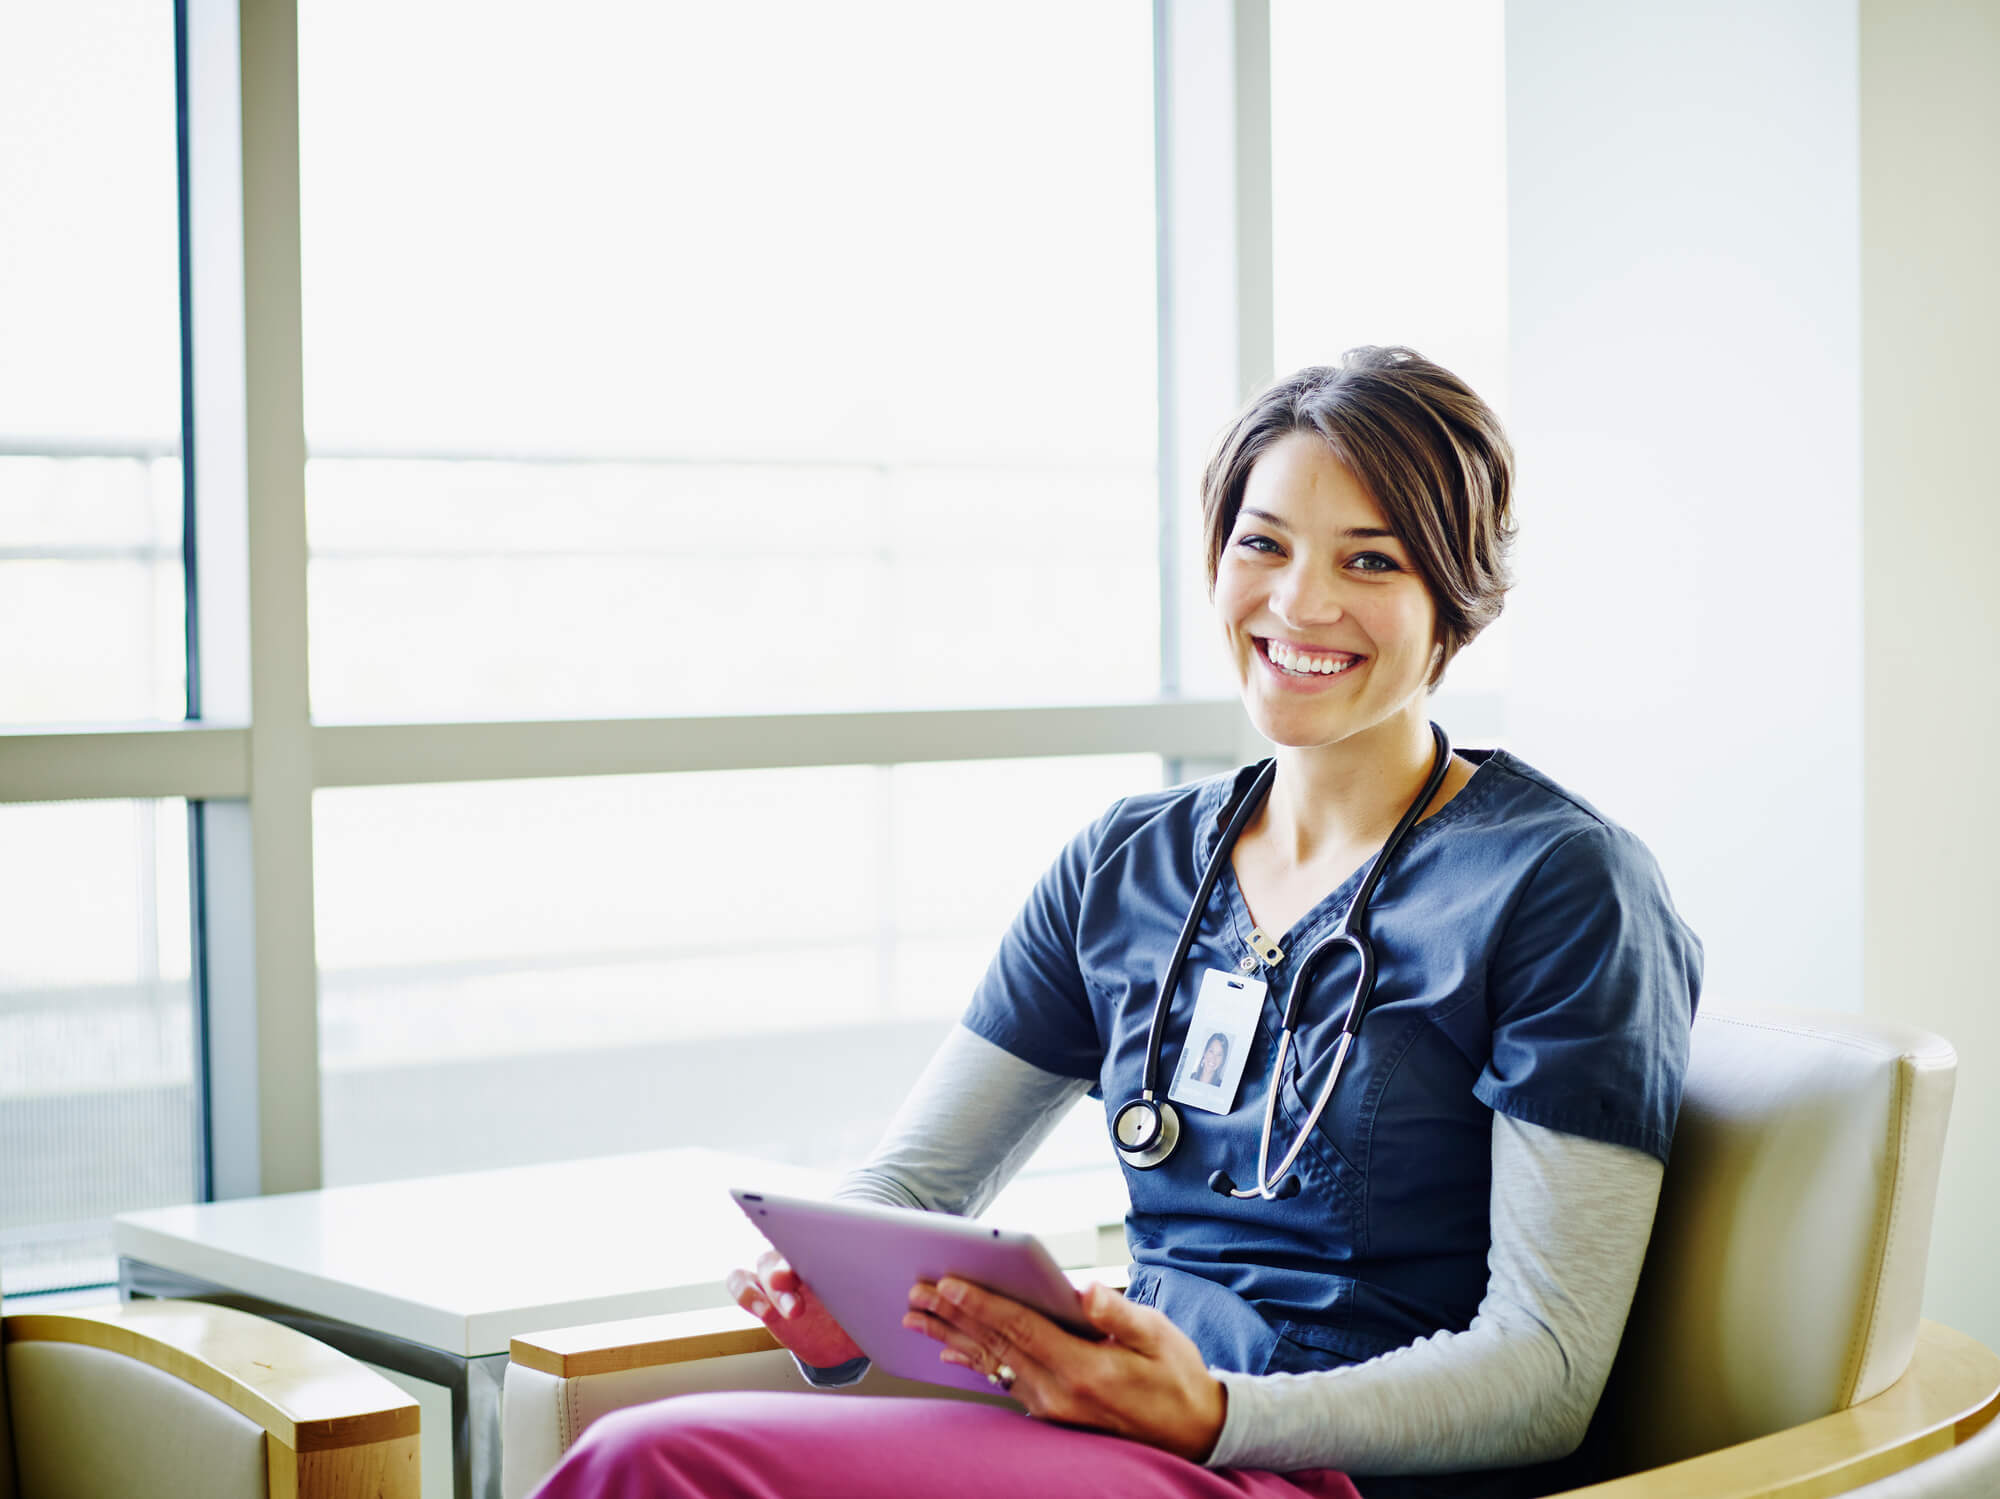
[731,1187,1103,1396]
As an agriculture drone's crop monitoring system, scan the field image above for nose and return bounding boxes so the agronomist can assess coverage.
[1270,562,1345,631]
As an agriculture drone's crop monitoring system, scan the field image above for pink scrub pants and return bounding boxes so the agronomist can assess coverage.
[528,1392,1361,1499]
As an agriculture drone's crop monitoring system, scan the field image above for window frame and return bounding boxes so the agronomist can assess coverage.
[0,0,1499,1206]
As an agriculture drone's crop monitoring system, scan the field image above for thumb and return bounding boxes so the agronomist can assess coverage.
[1081,1281,1162,1351]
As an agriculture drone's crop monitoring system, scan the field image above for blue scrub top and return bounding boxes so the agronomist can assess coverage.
[962,747,1703,1386]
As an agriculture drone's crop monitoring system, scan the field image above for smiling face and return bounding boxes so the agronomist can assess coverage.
[1214,430,1441,753]
[1196,1035,1227,1083]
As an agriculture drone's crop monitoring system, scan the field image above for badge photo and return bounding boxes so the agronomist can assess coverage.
[1167,968,1266,1116]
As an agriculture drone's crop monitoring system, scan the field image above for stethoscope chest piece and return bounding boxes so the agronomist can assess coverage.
[1112,1096,1180,1169]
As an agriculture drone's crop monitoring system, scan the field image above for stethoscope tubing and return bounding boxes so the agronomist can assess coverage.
[1125,724,1453,1199]
[1137,758,1277,1102]
[1253,1028,1353,1200]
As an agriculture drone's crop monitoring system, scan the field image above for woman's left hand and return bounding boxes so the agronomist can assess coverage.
[903,1277,1227,1464]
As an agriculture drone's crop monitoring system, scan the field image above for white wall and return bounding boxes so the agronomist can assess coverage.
[1859,0,2000,1349]
[1504,2,1863,1017]
[1507,0,2000,1351]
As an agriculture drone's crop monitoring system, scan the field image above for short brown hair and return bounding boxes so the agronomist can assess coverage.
[1200,347,1516,689]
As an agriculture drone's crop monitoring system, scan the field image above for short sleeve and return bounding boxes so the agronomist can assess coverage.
[959,804,1121,1081]
[1474,823,1702,1163]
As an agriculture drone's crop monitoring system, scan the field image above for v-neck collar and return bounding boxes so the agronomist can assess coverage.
[1192,748,1505,976]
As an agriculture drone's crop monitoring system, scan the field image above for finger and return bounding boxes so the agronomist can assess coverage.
[922,1320,1050,1410]
[915,1282,1114,1425]
[934,1277,1058,1366]
[901,1306,994,1367]
[904,1286,987,1350]
[904,1285,1028,1378]
[911,1291,1054,1405]
[725,1269,774,1321]
[753,1251,804,1314]
[927,1283,1129,1426]
[955,1342,1056,1416]
[755,1249,800,1290]
[1079,1281,1164,1353]
[907,1283,995,1352]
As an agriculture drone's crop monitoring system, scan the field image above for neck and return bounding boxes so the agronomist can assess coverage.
[1258,710,1439,867]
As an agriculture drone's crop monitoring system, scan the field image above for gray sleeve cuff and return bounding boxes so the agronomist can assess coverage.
[1206,1366,1298,1469]
[793,1352,872,1390]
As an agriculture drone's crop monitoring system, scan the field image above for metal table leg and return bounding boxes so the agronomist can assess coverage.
[466,1350,509,1499]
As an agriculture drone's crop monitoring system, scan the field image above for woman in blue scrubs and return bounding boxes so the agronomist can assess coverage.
[537,349,1703,1499]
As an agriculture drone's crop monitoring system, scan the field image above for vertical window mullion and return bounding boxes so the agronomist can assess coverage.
[182,0,319,1198]
[1153,0,1273,770]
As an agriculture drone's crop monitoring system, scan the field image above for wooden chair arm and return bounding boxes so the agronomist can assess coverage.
[3,1298,420,1498]
[1543,1321,2000,1499]
[510,1264,1134,1378]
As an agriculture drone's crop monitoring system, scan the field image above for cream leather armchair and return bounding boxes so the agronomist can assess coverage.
[501,1008,2000,1498]
[1,1271,420,1499]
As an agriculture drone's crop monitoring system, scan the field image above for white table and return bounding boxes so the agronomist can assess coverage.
[114,1148,1129,1499]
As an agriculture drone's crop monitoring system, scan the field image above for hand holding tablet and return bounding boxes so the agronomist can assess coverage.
[731,1188,1227,1462]
[730,1188,1102,1396]
[723,1245,866,1371]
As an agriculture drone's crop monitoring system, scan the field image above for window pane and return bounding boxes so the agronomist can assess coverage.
[314,755,1157,1186]
[0,3,186,725]
[0,800,195,1293]
[299,1,1159,721]
[306,460,1154,720]
[1270,0,1510,696]
[0,456,186,724]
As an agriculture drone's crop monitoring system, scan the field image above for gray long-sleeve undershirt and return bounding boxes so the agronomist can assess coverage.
[809,1023,1663,1477]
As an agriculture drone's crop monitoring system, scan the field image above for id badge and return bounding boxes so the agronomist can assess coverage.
[1166,968,1267,1115]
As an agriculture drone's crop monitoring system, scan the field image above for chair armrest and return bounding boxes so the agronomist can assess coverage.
[3,1298,420,1496]
[1546,1321,2000,1499]
[510,1264,1134,1378]
[506,1288,1994,1499]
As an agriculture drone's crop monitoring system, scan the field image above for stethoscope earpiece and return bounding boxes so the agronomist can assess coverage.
[1208,1168,1301,1200]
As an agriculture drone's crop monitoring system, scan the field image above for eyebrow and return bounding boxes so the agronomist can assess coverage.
[1239,507,1399,542]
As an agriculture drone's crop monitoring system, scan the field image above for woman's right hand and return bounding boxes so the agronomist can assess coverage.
[725,1249,866,1369]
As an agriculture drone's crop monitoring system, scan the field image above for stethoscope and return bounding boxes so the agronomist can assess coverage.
[1110,723,1453,1201]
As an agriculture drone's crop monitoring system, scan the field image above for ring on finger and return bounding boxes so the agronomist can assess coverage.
[986,1361,1017,1392]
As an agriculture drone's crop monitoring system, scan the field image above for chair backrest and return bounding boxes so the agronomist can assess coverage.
[1599,1005,1956,1473]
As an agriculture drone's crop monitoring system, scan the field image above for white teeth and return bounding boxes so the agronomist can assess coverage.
[1266,641,1358,676]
